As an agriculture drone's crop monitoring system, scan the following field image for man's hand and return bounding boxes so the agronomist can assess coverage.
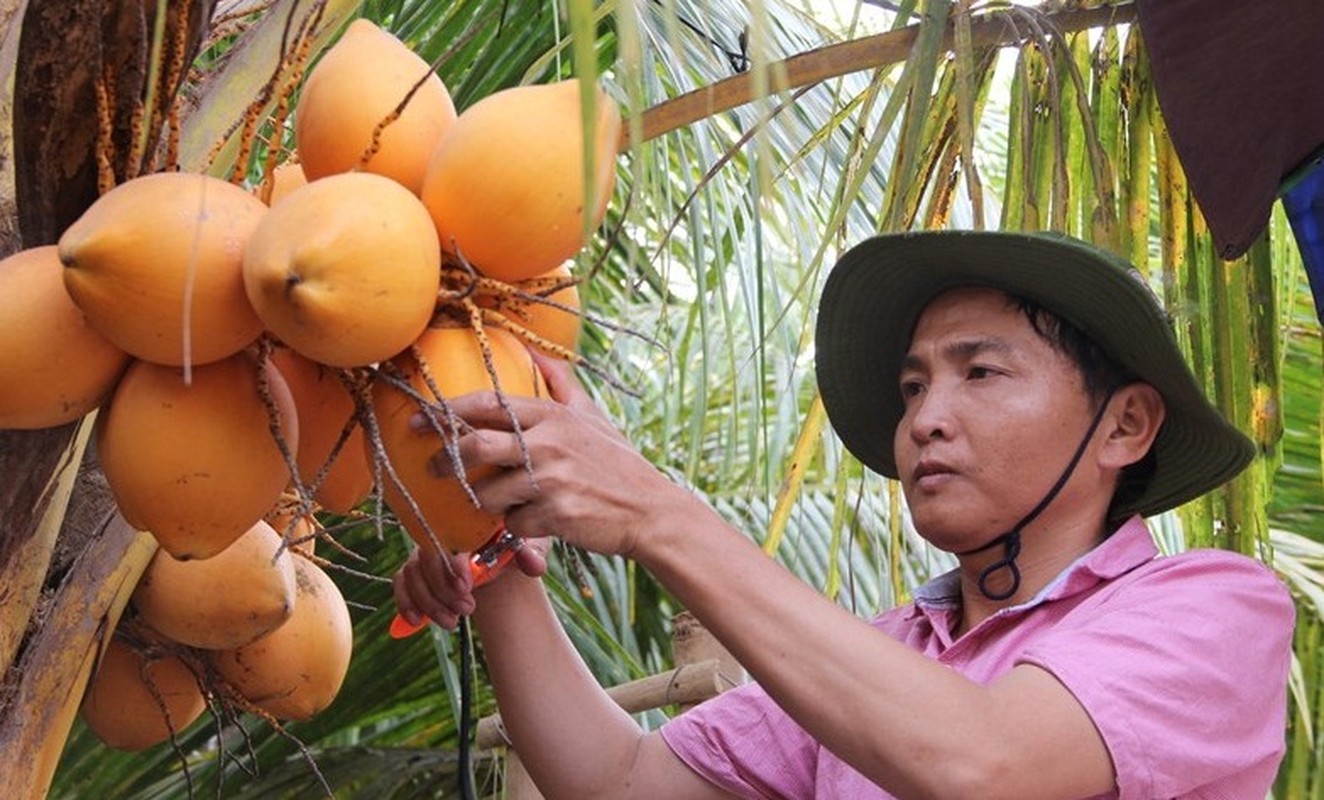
[415,350,688,560]
[392,538,552,630]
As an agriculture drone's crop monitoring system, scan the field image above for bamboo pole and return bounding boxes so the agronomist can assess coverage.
[475,659,733,750]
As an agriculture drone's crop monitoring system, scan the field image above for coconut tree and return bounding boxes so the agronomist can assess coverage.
[0,0,1312,797]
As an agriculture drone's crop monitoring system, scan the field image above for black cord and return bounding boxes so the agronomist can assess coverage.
[457,616,477,800]
[959,388,1117,600]
[974,530,1023,601]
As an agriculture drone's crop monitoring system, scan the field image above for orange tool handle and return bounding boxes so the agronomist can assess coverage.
[390,529,523,639]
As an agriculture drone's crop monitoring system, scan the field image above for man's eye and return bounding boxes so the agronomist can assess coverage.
[968,366,996,380]
[900,380,924,398]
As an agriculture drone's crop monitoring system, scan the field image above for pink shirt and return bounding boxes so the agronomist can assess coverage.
[661,517,1295,798]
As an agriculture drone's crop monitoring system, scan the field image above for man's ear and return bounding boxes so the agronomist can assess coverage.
[1099,382,1165,469]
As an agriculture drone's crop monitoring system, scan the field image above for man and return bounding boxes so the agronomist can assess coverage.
[394,230,1294,798]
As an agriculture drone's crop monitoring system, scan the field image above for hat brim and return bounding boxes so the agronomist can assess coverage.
[814,230,1255,519]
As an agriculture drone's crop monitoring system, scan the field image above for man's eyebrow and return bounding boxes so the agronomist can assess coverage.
[899,337,1014,373]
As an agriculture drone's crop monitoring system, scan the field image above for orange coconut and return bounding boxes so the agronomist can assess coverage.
[80,634,207,751]
[269,347,374,513]
[420,79,620,283]
[211,557,352,721]
[372,325,546,555]
[0,245,130,429]
[58,172,268,367]
[294,18,457,193]
[131,519,297,650]
[243,171,442,368]
[98,351,298,560]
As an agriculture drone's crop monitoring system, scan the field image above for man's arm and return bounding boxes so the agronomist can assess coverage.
[411,356,1115,799]
[472,572,736,799]
[633,501,1114,799]
[395,544,735,800]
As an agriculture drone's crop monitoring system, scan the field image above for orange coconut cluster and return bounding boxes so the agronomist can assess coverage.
[81,521,352,749]
[0,18,620,751]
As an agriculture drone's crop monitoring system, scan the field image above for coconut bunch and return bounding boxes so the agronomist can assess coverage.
[1,19,621,751]
[80,519,352,750]
[1,17,619,553]
[257,17,620,558]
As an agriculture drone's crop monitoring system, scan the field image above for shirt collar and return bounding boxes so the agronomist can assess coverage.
[909,515,1159,615]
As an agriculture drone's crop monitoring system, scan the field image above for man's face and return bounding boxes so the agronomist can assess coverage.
[893,287,1098,550]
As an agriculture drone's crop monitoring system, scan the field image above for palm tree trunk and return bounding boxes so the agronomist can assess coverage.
[0,2,211,792]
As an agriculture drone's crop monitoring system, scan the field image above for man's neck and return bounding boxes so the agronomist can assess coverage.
[953,515,1109,636]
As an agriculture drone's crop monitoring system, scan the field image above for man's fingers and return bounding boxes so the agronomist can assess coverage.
[512,537,552,577]
[421,545,474,595]
[392,561,422,626]
[449,391,550,430]
[397,562,454,628]
[400,546,475,625]
[427,429,531,478]
[530,349,586,404]
[408,392,535,438]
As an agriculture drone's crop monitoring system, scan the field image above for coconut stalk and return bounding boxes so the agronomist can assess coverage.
[1151,100,1215,546]
[1206,219,1256,554]
[0,417,95,677]
[1282,616,1322,796]
[1026,45,1054,230]
[1058,32,1087,236]
[999,47,1028,231]
[1089,29,1120,241]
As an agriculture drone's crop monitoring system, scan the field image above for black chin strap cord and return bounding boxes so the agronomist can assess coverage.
[958,389,1118,601]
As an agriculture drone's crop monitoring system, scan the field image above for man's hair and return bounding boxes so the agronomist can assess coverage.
[1010,295,1158,522]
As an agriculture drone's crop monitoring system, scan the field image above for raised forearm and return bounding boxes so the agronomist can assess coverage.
[472,574,649,799]
[633,507,1017,798]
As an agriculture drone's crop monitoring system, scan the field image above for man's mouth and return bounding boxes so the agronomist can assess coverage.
[912,460,956,488]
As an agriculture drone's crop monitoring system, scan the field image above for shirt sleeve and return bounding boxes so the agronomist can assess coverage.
[1016,550,1295,799]
[660,681,820,799]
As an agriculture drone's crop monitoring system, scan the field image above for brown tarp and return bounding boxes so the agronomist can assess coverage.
[1136,0,1324,260]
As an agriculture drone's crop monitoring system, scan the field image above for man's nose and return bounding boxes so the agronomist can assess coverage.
[906,384,953,443]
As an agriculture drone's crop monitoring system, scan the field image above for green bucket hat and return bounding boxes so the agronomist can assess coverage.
[814,230,1255,519]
